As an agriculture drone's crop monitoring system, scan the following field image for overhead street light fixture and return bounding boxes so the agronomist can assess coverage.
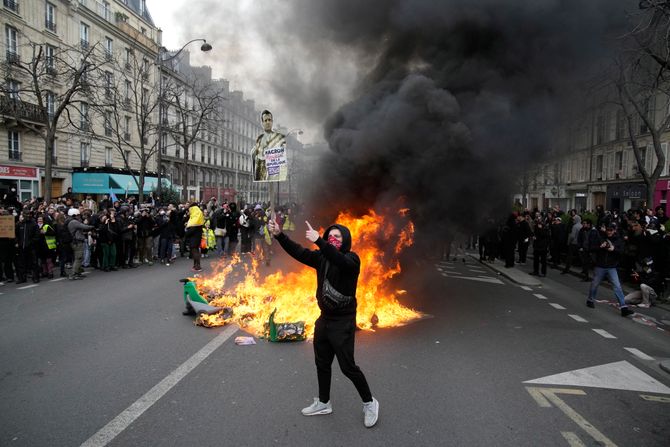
[157,38,212,196]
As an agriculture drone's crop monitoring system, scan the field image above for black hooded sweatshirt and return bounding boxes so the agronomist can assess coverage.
[275,224,360,318]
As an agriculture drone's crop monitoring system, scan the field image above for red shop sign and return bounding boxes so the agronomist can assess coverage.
[0,164,37,178]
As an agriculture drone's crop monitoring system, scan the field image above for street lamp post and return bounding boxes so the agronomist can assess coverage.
[156,39,212,200]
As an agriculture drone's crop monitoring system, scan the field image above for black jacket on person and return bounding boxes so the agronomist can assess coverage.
[275,224,359,318]
[590,232,624,268]
[532,224,551,252]
[97,220,119,244]
[136,215,155,238]
[16,218,40,250]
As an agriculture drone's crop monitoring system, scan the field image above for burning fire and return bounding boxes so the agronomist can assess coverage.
[193,209,424,338]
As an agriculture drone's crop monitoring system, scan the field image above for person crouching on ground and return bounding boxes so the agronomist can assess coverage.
[185,203,204,272]
[267,218,379,428]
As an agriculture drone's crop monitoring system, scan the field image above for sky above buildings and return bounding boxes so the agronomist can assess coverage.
[145,0,360,143]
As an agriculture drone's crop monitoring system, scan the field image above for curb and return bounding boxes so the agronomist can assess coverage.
[466,254,541,287]
[660,360,670,375]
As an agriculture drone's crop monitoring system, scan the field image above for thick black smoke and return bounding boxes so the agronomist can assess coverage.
[175,0,633,237]
[290,0,633,236]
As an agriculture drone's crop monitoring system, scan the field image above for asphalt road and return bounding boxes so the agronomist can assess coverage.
[1,252,669,446]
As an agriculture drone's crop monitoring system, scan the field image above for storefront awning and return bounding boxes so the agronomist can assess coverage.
[73,172,169,194]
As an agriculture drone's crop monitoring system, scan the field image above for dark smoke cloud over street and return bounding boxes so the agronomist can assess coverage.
[176,0,632,236]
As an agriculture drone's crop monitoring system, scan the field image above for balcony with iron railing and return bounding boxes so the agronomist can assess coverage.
[80,159,90,168]
[45,20,56,33]
[6,51,20,65]
[0,96,47,124]
[8,150,21,161]
[80,39,89,50]
[123,132,131,141]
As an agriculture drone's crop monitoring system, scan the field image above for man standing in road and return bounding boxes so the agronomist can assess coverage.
[586,223,635,317]
[268,218,379,428]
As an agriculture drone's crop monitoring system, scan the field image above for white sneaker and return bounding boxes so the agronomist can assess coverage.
[363,397,379,428]
[301,398,332,416]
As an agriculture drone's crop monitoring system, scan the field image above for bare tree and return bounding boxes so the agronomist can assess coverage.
[0,39,103,203]
[89,48,160,203]
[613,2,670,206]
[163,75,224,201]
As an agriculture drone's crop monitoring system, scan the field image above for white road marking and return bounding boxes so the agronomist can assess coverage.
[79,325,238,447]
[568,314,588,323]
[640,394,670,403]
[561,431,587,447]
[526,387,616,447]
[524,360,670,394]
[549,303,566,310]
[441,274,503,284]
[50,278,66,282]
[468,269,485,273]
[441,271,462,275]
[17,284,39,290]
[533,293,548,300]
[520,286,532,291]
[624,348,654,361]
[592,329,617,339]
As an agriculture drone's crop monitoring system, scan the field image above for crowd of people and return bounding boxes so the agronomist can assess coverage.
[478,205,670,311]
[0,188,301,284]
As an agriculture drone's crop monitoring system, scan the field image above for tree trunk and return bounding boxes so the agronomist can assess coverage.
[182,145,189,202]
[44,134,54,204]
[138,167,145,204]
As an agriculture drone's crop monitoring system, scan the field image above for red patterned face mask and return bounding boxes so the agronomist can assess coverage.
[328,235,343,250]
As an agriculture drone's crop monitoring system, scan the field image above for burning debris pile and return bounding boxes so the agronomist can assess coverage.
[190,209,423,338]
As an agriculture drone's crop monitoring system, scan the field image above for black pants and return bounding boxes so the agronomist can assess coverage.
[533,250,547,275]
[16,247,39,281]
[313,316,372,403]
[518,241,529,263]
[564,245,579,271]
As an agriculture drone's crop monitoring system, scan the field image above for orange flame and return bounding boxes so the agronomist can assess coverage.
[193,210,424,337]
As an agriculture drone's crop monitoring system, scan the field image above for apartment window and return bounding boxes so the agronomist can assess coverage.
[595,155,603,179]
[201,144,205,162]
[7,79,20,100]
[8,131,20,160]
[80,142,90,166]
[5,25,18,63]
[139,0,145,15]
[615,109,626,140]
[104,111,112,136]
[640,147,647,169]
[615,151,623,172]
[124,150,131,165]
[105,37,113,60]
[45,91,55,118]
[160,132,167,155]
[141,87,149,109]
[124,116,131,140]
[124,80,131,106]
[105,147,113,167]
[104,71,113,98]
[45,2,56,32]
[80,22,89,49]
[80,102,89,130]
[3,0,18,13]
[45,44,56,74]
[125,48,132,69]
[214,148,217,165]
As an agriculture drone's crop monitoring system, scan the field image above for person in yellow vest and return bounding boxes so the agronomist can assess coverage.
[37,214,57,279]
[201,219,216,258]
[284,207,296,233]
[185,203,205,272]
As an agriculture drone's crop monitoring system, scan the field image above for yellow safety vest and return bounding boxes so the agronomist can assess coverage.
[43,224,57,250]
[284,215,296,232]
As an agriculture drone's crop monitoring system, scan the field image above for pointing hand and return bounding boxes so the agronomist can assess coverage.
[305,221,319,243]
